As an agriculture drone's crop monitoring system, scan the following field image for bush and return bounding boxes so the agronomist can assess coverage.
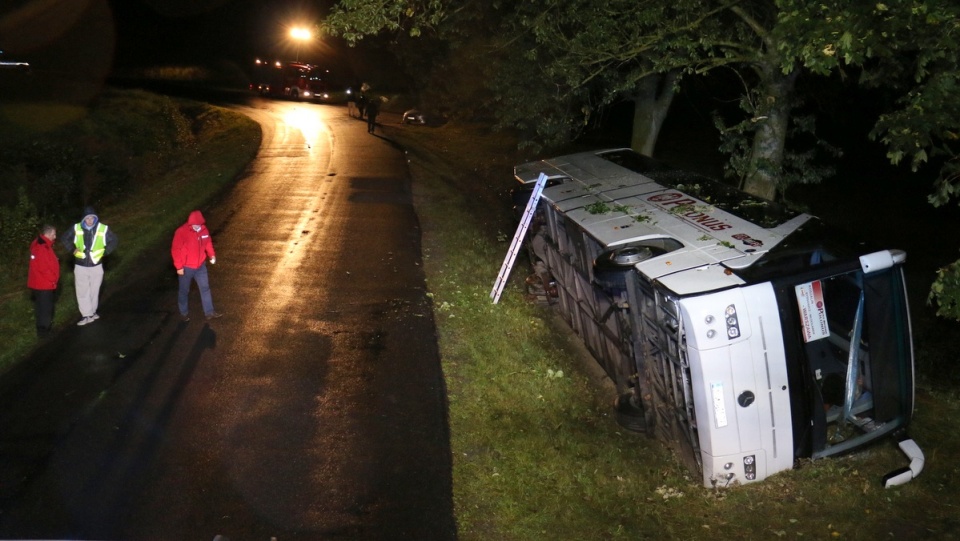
[0,90,202,224]
[0,187,39,281]
[929,258,960,321]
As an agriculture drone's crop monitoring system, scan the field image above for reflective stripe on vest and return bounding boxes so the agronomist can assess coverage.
[73,222,109,264]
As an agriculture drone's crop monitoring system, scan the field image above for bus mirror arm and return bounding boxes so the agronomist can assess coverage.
[882,438,924,488]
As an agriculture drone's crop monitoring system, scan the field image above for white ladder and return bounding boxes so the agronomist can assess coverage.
[490,172,548,304]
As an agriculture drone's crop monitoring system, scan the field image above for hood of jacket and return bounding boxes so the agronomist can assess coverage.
[186,210,206,227]
[81,206,98,230]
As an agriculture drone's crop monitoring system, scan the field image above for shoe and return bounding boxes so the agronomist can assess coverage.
[77,316,93,326]
[91,313,100,320]
[205,311,223,320]
[180,314,190,322]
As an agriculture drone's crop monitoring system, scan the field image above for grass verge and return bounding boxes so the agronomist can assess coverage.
[381,119,960,540]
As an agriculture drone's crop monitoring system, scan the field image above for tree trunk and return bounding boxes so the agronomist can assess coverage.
[630,71,679,157]
[741,66,798,201]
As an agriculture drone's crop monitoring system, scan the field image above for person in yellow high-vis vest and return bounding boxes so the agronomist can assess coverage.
[60,206,118,326]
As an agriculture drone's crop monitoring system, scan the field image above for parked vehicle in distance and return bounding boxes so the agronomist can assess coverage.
[401,109,446,127]
[402,109,427,124]
[512,148,924,488]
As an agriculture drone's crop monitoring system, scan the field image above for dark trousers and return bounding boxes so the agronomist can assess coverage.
[178,264,215,316]
[32,288,55,336]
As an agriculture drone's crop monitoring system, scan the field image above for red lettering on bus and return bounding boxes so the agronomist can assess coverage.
[648,192,734,231]
[661,198,696,208]
[648,193,683,202]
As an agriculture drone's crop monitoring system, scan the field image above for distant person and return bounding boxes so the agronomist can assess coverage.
[61,206,118,326]
[27,224,60,337]
[366,97,381,133]
[171,210,222,322]
[357,94,368,120]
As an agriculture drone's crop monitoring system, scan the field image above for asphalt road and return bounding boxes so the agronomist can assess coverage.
[0,99,456,541]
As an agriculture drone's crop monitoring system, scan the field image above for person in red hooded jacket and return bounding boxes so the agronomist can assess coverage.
[171,210,222,322]
[28,224,60,337]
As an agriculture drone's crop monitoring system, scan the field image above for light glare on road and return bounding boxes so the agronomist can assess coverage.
[283,107,327,151]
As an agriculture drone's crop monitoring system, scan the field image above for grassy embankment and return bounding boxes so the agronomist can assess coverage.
[381,119,960,540]
[0,90,260,374]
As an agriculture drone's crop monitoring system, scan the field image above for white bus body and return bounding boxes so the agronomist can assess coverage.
[514,149,920,487]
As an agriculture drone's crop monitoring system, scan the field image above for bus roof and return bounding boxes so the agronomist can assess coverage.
[514,149,820,295]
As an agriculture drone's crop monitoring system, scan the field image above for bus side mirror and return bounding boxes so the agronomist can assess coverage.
[882,438,924,488]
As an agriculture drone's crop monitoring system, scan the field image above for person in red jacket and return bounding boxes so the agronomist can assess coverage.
[28,225,60,337]
[170,210,222,322]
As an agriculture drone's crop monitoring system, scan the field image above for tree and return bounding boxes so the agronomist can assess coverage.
[777,0,960,204]
[323,0,449,41]
[494,0,689,153]
[324,0,691,151]
[325,0,840,200]
[325,0,511,118]
[326,1,958,197]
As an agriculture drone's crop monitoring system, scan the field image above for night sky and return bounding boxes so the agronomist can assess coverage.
[1,0,369,101]
[108,0,332,68]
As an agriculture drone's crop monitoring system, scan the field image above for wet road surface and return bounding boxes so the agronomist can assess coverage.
[0,100,455,540]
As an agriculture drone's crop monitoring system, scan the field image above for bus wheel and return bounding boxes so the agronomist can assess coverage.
[615,392,647,433]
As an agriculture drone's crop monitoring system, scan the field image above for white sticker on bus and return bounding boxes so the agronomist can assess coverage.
[795,280,830,342]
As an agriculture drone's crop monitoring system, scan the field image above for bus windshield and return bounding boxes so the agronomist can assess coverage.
[778,264,913,458]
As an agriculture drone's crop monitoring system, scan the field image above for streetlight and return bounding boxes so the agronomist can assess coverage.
[290,27,312,62]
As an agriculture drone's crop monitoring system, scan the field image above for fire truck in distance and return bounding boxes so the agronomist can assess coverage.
[249,59,347,102]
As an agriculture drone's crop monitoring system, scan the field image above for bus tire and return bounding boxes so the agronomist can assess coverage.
[615,392,647,433]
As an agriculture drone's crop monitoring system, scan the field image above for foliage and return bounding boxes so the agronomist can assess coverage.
[584,201,611,215]
[776,0,960,206]
[878,71,960,207]
[491,0,665,149]
[324,0,449,42]
[715,88,842,196]
[0,187,39,281]
[0,90,196,225]
[929,260,960,320]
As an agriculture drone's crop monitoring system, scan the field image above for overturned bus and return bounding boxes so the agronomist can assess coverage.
[512,148,924,488]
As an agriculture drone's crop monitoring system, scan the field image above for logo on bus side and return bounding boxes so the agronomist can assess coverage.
[732,233,763,247]
[647,192,764,247]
